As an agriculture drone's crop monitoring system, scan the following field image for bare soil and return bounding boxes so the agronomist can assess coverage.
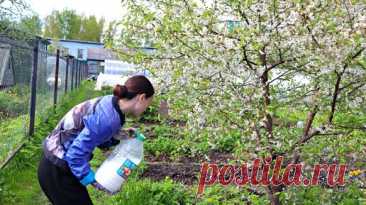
[142,150,234,185]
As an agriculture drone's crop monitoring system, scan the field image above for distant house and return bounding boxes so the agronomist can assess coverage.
[87,47,156,76]
[87,47,119,75]
[47,38,160,77]
[48,39,104,61]
[47,39,123,76]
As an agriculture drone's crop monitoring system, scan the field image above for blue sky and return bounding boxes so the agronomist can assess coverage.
[27,0,125,22]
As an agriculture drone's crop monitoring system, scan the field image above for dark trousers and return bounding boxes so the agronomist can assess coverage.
[37,152,93,205]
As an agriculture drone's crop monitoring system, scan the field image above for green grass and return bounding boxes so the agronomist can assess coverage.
[0,80,102,205]
[0,85,31,164]
[0,81,200,205]
[0,161,50,204]
[0,85,30,120]
[0,115,29,165]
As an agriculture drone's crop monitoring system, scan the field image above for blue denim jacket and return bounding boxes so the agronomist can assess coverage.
[42,95,125,185]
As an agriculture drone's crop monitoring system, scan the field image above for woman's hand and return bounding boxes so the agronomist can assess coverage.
[92,181,118,195]
[115,127,137,140]
[126,127,137,137]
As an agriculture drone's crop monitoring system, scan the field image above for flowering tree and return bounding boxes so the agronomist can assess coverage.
[0,0,43,40]
[114,0,366,204]
[0,0,27,19]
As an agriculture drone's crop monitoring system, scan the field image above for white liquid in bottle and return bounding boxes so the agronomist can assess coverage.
[95,132,145,193]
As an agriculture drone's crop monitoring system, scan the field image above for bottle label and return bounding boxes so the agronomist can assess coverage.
[116,159,137,178]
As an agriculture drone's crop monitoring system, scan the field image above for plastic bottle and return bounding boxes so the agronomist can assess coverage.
[95,130,145,193]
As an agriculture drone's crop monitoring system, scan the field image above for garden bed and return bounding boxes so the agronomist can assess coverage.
[142,150,234,185]
[142,161,201,185]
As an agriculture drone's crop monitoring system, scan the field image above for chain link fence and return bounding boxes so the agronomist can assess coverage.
[0,35,89,169]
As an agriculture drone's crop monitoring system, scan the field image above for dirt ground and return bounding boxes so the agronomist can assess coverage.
[142,150,235,185]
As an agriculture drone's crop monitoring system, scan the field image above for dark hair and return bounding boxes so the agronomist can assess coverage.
[113,75,155,99]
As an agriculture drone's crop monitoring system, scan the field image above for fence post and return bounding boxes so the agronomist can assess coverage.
[74,59,78,89]
[73,59,76,89]
[29,42,39,137]
[53,49,60,106]
[75,59,77,90]
[74,59,79,88]
[78,61,82,87]
[79,61,81,86]
[80,62,85,81]
[76,60,79,88]
[65,56,69,93]
[81,62,84,80]
[86,63,88,78]
[79,61,82,85]
[70,59,74,90]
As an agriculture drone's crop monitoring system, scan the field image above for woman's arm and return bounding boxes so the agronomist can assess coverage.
[97,137,120,150]
[64,112,113,186]
[97,128,136,150]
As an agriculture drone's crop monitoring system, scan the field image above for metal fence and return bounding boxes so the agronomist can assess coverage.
[0,35,89,169]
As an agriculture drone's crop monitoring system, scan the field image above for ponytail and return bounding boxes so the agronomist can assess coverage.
[113,75,154,100]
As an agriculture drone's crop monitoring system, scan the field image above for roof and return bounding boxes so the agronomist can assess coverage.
[87,48,119,61]
[0,34,50,49]
[35,36,51,45]
[47,38,104,46]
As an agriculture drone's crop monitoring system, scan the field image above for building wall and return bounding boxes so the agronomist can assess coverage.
[52,40,104,60]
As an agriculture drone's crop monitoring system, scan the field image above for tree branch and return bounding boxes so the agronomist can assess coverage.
[329,47,365,124]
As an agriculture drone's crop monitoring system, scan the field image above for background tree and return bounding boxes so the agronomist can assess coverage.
[79,16,105,42]
[44,10,81,40]
[116,0,366,204]
[0,0,27,20]
[17,14,42,36]
[103,20,118,48]
[0,1,42,40]
[44,9,105,42]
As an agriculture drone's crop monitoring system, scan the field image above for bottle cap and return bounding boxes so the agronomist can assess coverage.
[135,129,145,141]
